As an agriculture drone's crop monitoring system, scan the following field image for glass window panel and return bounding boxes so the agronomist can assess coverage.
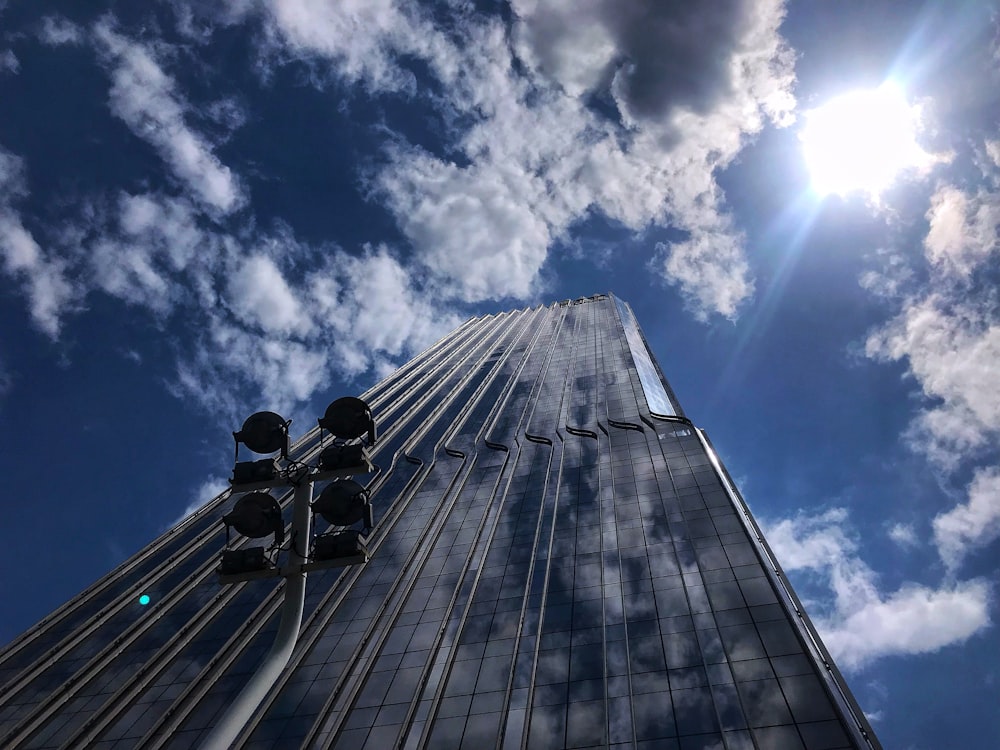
[752,724,806,750]
[736,678,794,727]
[633,692,677,740]
[695,627,727,664]
[462,712,501,749]
[725,543,758,567]
[608,695,634,744]
[797,719,851,749]
[701,567,736,584]
[731,658,775,682]
[428,715,467,750]
[629,636,666,674]
[719,624,767,662]
[567,678,602,702]
[770,653,813,677]
[444,660,480,697]
[533,683,568,707]
[655,588,691,618]
[569,644,604,682]
[566,699,606,748]
[757,620,803,657]
[632,669,669,695]
[662,631,701,668]
[672,686,720,736]
[668,665,709,689]
[749,604,786,623]
[714,608,752,627]
[355,671,393,708]
[738,577,778,607]
[778,674,838,723]
[712,682,747,731]
[706,581,746,611]
[527,703,566,750]
[536,649,570,685]
[438,695,473,718]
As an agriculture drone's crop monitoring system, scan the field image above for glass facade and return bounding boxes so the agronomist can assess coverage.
[0,294,880,749]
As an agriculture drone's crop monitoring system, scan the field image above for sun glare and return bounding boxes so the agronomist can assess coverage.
[801,84,930,197]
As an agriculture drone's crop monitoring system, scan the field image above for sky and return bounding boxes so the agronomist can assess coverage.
[0,0,998,747]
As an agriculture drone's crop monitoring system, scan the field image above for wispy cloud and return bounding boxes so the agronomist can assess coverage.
[0,49,18,74]
[887,522,919,548]
[93,20,245,214]
[37,15,84,46]
[0,146,79,338]
[763,508,991,671]
[933,466,1000,572]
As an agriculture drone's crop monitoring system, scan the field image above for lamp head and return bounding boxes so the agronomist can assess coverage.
[318,397,376,445]
[312,480,369,527]
[234,411,290,456]
[223,492,284,545]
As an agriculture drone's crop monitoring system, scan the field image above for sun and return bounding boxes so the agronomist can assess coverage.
[801,83,932,197]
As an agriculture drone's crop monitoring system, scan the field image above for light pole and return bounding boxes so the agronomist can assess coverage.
[200,398,376,750]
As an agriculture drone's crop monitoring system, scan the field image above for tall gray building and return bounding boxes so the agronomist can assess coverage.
[0,294,879,749]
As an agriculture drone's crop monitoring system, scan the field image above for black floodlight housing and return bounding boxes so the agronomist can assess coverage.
[220,546,268,575]
[312,480,373,529]
[233,411,290,462]
[318,443,367,471]
[222,492,284,546]
[318,397,376,445]
[232,457,280,485]
[313,529,368,562]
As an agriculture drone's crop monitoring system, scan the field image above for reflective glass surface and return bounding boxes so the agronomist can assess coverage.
[0,298,875,750]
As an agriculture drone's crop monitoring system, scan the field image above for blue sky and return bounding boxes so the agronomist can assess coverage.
[1,1,998,747]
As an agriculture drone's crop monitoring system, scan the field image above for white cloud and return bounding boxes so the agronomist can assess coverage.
[924,185,1000,277]
[227,254,313,335]
[258,0,446,93]
[88,192,219,315]
[867,293,1000,470]
[260,1,794,318]
[0,215,77,338]
[933,466,1000,572]
[654,228,753,320]
[38,15,84,46]
[0,49,18,74]
[378,152,552,302]
[887,522,919,548]
[763,509,991,671]
[322,246,464,372]
[985,140,1000,170]
[94,22,244,213]
[0,147,78,338]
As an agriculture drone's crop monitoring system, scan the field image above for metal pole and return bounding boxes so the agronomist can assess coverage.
[200,478,312,750]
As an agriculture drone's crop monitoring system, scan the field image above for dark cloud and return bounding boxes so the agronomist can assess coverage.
[610,0,754,118]
[513,0,783,122]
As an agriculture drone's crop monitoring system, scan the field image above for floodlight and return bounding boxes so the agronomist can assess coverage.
[318,397,376,444]
[219,546,269,575]
[318,444,367,471]
[312,529,368,562]
[234,411,290,458]
[312,480,372,528]
[232,458,280,485]
[223,492,284,545]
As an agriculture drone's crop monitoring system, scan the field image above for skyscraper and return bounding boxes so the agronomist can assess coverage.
[0,294,879,749]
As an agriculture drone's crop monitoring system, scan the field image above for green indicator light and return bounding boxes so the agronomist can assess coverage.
[138,594,151,606]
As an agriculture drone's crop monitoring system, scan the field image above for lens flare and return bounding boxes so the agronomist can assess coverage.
[801,83,932,197]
